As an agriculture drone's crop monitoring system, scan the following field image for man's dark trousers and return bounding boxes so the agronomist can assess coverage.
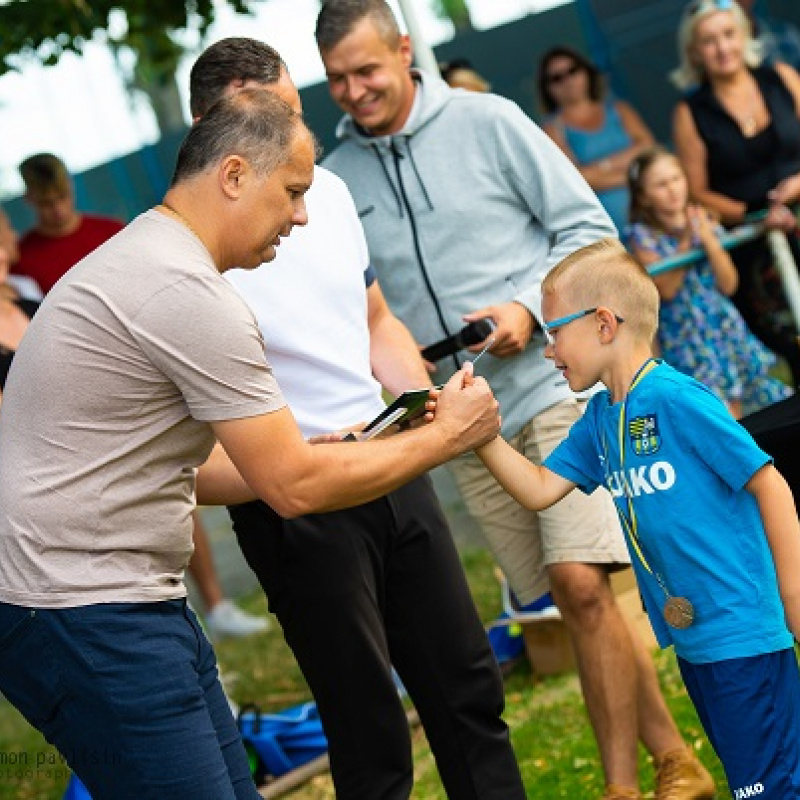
[228,474,525,800]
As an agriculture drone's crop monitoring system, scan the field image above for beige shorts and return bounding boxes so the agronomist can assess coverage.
[448,397,629,604]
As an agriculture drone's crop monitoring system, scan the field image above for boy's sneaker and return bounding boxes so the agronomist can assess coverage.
[600,785,641,800]
[205,599,269,640]
[654,747,715,800]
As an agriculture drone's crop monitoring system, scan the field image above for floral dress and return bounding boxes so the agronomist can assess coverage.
[626,222,792,414]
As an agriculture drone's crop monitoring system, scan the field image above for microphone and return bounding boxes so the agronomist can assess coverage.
[421,319,495,363]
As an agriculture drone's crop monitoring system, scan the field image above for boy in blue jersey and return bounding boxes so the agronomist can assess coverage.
[473,237,800,798]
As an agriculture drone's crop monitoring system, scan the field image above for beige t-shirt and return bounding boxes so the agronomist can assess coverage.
[0,210,285,607]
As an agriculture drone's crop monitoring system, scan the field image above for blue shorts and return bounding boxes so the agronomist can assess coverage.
[678,648,800,799]
[0,599,260,800]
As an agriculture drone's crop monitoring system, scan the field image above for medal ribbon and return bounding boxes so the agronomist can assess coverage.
[602,359,675,587]
[603,358,693,627]
[612,358,658,575]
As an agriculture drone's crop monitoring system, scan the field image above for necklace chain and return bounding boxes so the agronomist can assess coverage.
[158,202,202,242]
[717,80,760,137]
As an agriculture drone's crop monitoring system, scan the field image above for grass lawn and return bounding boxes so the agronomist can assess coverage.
[0,549,728,800]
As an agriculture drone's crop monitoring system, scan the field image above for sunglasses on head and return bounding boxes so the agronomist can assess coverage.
[686,0,733,16]
[546,64,581,85]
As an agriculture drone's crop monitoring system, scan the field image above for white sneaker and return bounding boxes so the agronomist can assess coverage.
[205,600,269,640]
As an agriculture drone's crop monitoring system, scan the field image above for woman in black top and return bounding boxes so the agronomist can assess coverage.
[673,0,800,384]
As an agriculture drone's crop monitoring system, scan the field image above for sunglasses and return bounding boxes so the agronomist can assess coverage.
[546,64,581,85]
[541,307,625,345]
[686,0,733,16]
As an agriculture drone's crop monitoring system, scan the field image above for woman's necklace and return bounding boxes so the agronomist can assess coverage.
[717,78,761,138]
[741,106,758,137]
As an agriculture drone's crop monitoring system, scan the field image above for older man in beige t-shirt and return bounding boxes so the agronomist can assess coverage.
[0,90,499,800]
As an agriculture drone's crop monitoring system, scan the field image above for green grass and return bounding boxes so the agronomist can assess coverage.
[0,549,728,799]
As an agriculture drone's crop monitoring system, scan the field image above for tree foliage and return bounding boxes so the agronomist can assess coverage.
[0,0,256,78]
[430,0,474,32]
[0,0,474,131]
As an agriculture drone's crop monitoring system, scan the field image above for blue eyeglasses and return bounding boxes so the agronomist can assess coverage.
[541,307,625,345]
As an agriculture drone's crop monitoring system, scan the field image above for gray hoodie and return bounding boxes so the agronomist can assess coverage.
[323,71,617,438]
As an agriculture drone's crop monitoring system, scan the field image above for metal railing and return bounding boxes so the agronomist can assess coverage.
[643,212,800,332]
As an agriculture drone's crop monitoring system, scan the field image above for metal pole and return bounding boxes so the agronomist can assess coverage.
[767,229,800,334]
[396,0,440,77]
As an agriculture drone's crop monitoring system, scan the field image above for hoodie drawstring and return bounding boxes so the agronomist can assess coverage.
[371,138,435,217]
[404,138,434,211]
[387,139,455,369]
[371,144,403,218]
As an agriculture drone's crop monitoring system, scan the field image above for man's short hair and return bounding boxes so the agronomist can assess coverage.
[315,0,401,52]
[189,37,285,118]
[19,153,71,197]
[543,238,660,342]
[172,89,305,186]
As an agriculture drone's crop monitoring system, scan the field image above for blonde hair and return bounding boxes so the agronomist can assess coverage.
[671,0,761,90]
[543,239,660,342]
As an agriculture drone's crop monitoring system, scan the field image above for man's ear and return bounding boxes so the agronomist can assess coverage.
[220,155,248,199]
[398,33,413,70]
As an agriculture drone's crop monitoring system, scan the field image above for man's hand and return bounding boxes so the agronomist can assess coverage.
[429,364,500,454]
[308,425,364,444]
[463,302,535,358]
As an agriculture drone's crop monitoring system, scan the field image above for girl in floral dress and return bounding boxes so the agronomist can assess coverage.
[626,145,791,417]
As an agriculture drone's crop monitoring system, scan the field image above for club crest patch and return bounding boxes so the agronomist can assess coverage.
[628,414,660,456]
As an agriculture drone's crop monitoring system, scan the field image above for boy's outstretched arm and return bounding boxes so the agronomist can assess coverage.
[476,438,575,511]
[748,463,800,639]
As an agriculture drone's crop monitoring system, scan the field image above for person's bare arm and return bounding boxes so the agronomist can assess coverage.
[207,367,499,517]
[586,101,655,187]
[616,101,656,153]
[196,442,257,506]
[545,102,653,192]
[630,241,689,302]
[673,101,747,224]
[366,280,432,394]
[544,118,623,192]
[690,205,738,296]
[748,463,800,639]
[764,63,800,211]
[476,436,575,511]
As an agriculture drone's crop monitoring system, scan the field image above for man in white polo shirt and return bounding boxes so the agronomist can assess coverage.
[189,37,526,800]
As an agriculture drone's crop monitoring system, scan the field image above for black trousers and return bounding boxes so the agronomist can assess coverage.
[228,475,525,800]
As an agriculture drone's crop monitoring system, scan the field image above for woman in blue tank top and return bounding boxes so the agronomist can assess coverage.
[537,45,655,233]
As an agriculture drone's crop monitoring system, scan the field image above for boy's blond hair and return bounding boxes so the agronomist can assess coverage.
[543,238,659,342]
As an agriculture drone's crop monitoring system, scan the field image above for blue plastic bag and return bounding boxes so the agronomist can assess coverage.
[237,701,328,781]
[63,773,92,800]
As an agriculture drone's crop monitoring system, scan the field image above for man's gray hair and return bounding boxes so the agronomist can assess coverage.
[171,89,303,186]
[315,0,401,52]
[189,37,286,118]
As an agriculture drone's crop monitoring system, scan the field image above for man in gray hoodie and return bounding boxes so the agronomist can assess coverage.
[315,2,714,799]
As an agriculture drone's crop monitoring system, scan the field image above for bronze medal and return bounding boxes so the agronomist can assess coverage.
[663,596,695,629]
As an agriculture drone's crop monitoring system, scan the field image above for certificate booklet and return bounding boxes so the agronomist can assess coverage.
[360,386,441,438]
